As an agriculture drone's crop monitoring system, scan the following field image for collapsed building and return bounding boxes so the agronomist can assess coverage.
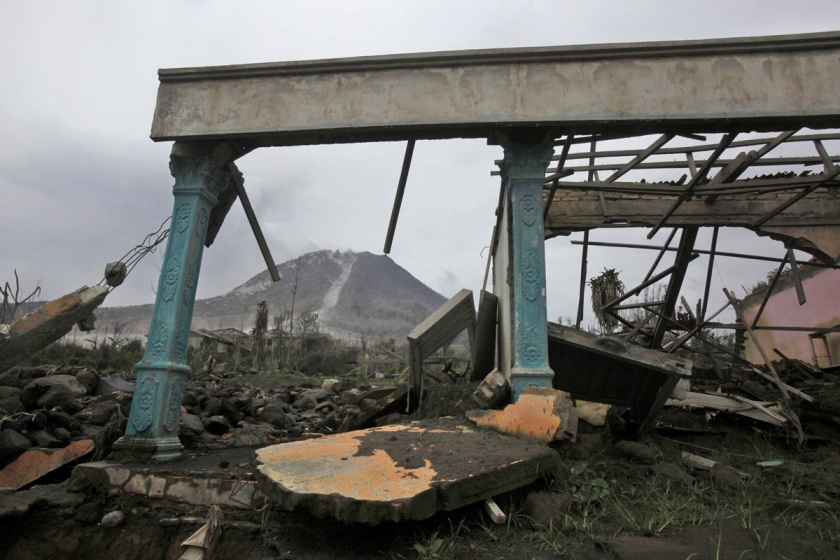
[3,30,840,546]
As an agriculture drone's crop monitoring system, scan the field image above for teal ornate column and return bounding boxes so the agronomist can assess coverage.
[499,141,555,400]
[113,153,229,462]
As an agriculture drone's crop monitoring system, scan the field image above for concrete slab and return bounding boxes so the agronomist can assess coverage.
[255,418,560,525]
[0,439,94,490]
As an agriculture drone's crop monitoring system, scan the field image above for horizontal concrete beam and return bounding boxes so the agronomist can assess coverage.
[151,32,840,146]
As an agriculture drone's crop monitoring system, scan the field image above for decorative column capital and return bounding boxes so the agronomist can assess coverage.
[169,154,230,201]
[498,142,555,183]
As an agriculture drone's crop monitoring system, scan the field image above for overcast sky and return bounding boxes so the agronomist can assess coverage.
[2,1,839,330]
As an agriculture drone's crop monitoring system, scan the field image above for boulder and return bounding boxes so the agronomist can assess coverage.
[0,386,22,400]
[178,413,205,446]
[294,389,329,409]
[37,386,83,414]
[95,376,136,396]
[203,398,242,426]
[81,401,121,426]
[22,376,85,409]
[321,379,341,392]
[203,415,232,435]
[74,371,99,395]
[30,430,64,448]
[0,429,32,464]
[259,404,296,430]
[0,397,23,414]
[0,366,47,390]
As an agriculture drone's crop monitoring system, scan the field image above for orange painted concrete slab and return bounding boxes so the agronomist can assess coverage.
[467,388,576,441]
[256,418,559,524]
[0,440,94,490]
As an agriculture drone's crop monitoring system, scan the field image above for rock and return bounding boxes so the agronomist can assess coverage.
[181,391,199,409]
[37,385,83,414]
[710,463,741,487]
[22,376,85,409]
[321,379,341,392]
[0,366,46,390]
[30,430,64,448]
[614,440,657,464]
[203,398,242,426]
[179,413,204,435]
[26,411,48,431]
[203,415,232,435]
[0,429,32,463]
[75,502,103,524]
[522,491,572,527]
[259,405,295,430]
[95,376,136,396]
[228,424,274,446]
[100,510,125,527]
[0,386,22,400]
[45,410,73,429]
[294,389,329,409]
[340,388,365,406]
[0,397,23,414]
[651,462,695,484]
[74,371,98,395]
[83,401,121,426]
[53,427,72,443]
[471,370,510,409]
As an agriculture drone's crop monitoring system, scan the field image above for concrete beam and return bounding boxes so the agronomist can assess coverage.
[151,32,840,145]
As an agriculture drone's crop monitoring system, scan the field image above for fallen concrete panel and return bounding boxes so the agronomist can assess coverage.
[0,286,108,372]
[256,418,559,524]
[0,439,94,490]
[467,388,578,442]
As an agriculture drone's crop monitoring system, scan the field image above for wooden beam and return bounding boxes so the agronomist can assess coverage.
[603,133,675,183]
[650,227,699,348]
[787,248,807,306]
[383,139,416,254]
[648,134,737,239]
[543,134,574,220]
[575,230,589,329]
[700,227,718,322]
[228,162,281,282]
[643,228,678,284]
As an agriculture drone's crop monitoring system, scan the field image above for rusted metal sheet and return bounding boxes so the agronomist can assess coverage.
[547,323,692,434]
[255,419,559,525]
[467,387,578,442]
[0,439,94,490]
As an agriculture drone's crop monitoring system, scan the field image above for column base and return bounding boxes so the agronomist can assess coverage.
[110,435,183,463]
[510,368,554,402]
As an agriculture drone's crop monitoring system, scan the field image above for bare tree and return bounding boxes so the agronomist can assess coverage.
[287,256,302,366]
[1,270,42,325]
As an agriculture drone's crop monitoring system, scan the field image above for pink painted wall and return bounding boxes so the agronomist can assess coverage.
[742,268,840,367]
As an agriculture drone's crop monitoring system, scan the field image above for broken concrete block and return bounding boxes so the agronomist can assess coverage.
[0,286,108,372]
[576,400,611,427]
[471,369,510,410]
[343,384,408,431]
[467,387,578,442]
[104,262,127,288]
[0,439,94,490]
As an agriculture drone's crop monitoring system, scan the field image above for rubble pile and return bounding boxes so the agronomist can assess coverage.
[0,363,427,472]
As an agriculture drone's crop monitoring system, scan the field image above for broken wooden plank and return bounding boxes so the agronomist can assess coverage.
[664,391,785,426]
[484,497,506,524]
